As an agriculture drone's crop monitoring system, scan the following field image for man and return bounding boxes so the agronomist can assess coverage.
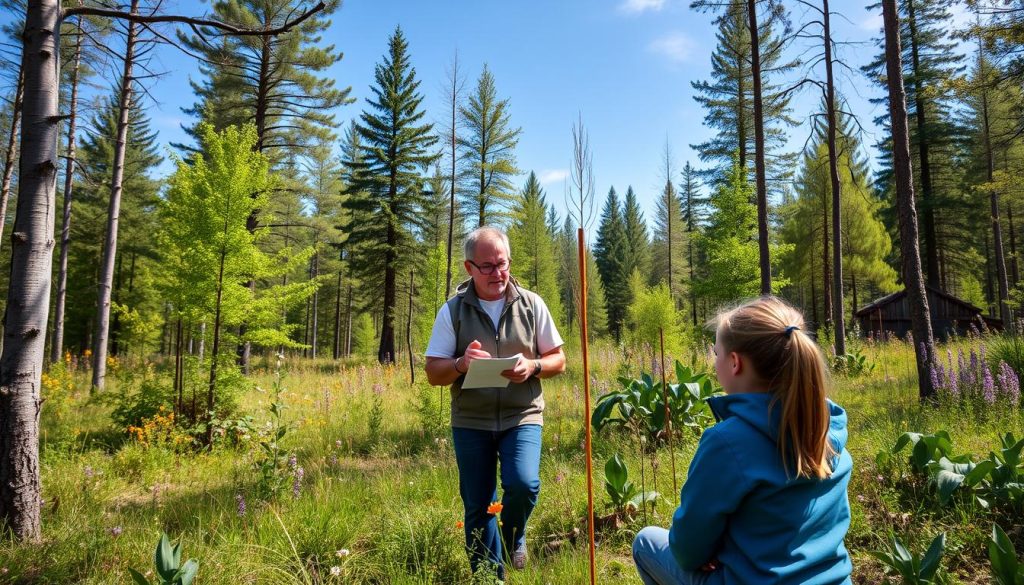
[425,226,566,580]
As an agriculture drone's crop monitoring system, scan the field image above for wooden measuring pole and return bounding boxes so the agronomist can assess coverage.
[660,328,678,498]
[578,228,597,585]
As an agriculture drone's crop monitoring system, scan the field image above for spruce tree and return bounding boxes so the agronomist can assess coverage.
[695,156,764,307]
[650,177,687,308]
[458,64,521,227]
[343,27,437,364]
[508,172,564,326]
[594,187,629,341]
[621,186,651,279]
[680,162,708,325]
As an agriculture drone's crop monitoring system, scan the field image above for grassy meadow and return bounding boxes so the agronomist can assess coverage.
[1,333,1022,584]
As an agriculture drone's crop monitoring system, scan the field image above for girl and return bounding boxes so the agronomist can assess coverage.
[632,296,853,585]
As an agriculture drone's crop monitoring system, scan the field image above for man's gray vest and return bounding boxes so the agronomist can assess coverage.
[446,277,545,431]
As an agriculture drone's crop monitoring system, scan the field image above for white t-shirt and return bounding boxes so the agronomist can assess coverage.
[424,293,564,358]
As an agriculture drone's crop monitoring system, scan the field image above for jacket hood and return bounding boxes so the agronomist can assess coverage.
[707,392,848,453]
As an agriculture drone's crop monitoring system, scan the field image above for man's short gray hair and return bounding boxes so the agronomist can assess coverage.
[464,226,510,261]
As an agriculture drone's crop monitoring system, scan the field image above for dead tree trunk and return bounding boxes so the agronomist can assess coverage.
[332,267,342,360]
[0,0,61,542]
[747,0,772,294]
[883,0,936,400]
[50,17,82,364]
[824,0,847,354]
[0,63,25,251]
[91,0,140,390]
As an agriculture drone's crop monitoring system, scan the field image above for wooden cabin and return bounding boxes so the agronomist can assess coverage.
[855,286,1002,340]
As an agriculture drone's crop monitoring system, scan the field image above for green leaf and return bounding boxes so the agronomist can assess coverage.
[127,568,151,585]
[155,533,178,582]
[964,460,996,487]
[919,532,946,581]
[176,559,199,585]
[934,470,964,505]
[893,432,920,454]
[990,524,1019,585]
[605,454,628,492]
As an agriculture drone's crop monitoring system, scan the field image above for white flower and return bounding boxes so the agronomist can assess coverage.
[336,548,350,558]
[330,566,342,576]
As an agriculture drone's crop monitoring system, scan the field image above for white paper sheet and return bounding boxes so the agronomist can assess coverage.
[461,353,523,389]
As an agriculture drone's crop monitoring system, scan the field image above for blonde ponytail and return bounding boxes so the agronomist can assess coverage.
[713,296,835,479]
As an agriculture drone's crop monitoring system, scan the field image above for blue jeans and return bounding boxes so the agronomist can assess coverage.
[452,424,542,578]
[633,527,715,585]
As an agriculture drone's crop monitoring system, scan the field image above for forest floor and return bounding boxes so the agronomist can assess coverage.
[0,335,1019,584]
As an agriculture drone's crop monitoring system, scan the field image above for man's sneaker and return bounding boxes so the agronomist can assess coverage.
[511,545,527,570]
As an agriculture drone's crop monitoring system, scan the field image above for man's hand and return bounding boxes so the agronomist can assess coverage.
[461,339,491,372]
[501,355,533,384]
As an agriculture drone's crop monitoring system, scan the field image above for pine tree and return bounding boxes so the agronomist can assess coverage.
[176,0,351,166]
[343,27,437,364]
[865,0,964,290]
[690,0,797,197]
[781,137,898,325]
[594,187,629,341]
[458,64,521,227]
[62,89,162,358]
[508,172,564,327]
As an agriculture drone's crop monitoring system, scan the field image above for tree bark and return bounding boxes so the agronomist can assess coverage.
[1008,203,1018,286]
[824,0,846,354]
[50,18,82,364]
[407,270,415,383]
[0,0,61,541]
[310,249,319,359]
[883,0,936,400]
[747,0,772,294]
[977,43,1012,328]
[821,188,832,328]
[207,243,228,448]
[446,52,459,300]
[92,0,139,390]
[379,193,397,364]
[333,267,342,360]
[906,0,941,289]
[0,63,25,252]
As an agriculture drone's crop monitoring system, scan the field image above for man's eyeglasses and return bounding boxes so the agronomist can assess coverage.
[467,259,511,275]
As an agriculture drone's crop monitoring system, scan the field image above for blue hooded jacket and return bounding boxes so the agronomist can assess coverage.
[668,392,853,585]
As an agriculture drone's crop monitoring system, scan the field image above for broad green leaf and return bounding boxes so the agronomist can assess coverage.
[127,568,151,585]
[156,533,178,582]
[919,532,946,581]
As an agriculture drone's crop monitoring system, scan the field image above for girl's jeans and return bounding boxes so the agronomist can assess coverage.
[633,526,715,585]
[452,424,542,578]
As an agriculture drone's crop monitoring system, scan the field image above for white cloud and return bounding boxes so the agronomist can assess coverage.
[860,12,883,32]
[648,33,695,64]
[538,169,569,185]
[619,0,665,15]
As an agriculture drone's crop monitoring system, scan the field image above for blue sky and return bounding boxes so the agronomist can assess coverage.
[134,0,971,228]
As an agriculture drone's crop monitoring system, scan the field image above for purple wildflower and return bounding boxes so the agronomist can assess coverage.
[329,453,339,466]
[293,467,304,499]
[980,342,988,367]
[110,526,122,538]
[372,383,385,396]
[948,365,959,396]
[919,342,929,363]
[236,493,246,517]
[84,465,94,479]
[984,367,996,404]
[998,362,1021,405]
[288,454,297,471]
[930,365,941,392]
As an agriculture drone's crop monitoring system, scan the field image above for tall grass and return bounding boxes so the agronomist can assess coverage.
[0,335,1019,583]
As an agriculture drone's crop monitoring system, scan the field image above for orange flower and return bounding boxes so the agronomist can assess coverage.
[456,521,464,529]
[487,502,503,515]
